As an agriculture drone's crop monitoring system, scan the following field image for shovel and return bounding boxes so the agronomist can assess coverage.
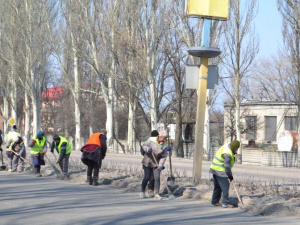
[0,148,6,170]
[167,151,175,186]
[166,135,175,186]
[232,180,244,207]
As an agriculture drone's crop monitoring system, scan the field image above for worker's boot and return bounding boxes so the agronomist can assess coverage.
[36,167,42,177]
[148,189,154,198]
[87,176,93,185]
[93,176,99,186]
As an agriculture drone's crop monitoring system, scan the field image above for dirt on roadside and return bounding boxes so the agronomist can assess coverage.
[24,159,299,217]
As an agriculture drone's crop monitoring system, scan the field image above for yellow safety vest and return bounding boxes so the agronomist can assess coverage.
[30,137,46,155]
[8,140,24,150]
[54,136,72,155]
[210,144,235,172]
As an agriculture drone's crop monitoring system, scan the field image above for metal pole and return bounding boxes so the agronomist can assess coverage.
[193,57,209,183]
[193,18,211,183]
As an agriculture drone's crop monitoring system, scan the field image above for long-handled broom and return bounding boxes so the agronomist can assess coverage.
[44,154,63,176]
[51,152,65,176]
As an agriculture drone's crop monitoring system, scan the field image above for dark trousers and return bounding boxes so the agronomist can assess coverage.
[147,171,154,191]
[141,165,161,194]
[212,174,230,204]
[86,159,101,177]
[30,154,41,173]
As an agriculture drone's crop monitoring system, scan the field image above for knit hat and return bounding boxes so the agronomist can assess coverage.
[230,140,240,151]
[53,134,60,140]
[37,131,44,139]
[158,130,168,138]
[151,130,159,137]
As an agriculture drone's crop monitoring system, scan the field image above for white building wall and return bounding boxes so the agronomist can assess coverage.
[224,101,298,145]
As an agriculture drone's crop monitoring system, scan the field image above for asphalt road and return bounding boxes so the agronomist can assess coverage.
[1,172,300,225]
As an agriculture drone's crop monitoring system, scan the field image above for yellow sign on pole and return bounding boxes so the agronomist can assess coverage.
[185,0,229,20]
[8,118,15,125]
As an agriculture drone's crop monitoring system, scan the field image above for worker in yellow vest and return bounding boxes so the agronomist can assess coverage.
[209,140,240,208]
[29,131,47,177]
[7,136,25,172]
[81,129,107,186]
[51,134,72,178]
[6,125,25,172]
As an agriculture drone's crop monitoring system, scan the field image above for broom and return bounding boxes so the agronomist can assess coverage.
[44,154,63,176]
[51,152,65,177]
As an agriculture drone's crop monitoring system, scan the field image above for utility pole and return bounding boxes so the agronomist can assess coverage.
[189,25,221,184]
[185,0,228,183]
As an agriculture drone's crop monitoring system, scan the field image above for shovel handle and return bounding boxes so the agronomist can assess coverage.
[167,130,173,177]
[52,152,58,161]
[151,152,159,167]
[169,151,173,177]
[232,180,244,205]
[9,150,29,162]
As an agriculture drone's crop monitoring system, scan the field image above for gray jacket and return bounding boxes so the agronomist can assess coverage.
[142,137,168,168]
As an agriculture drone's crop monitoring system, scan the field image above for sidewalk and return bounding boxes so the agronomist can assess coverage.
[0,172,299,225]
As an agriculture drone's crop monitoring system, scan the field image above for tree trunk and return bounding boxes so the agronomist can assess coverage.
[71,33,81,151]
[24,92,31,146]
[32,90,42,135]
[203,91,210,160]
[3,96,9,136]
[127,98,136,154]
[106,76,114,148]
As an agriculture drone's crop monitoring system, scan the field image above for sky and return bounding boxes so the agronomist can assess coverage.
[214,1,283,110]
[255,0,283,59]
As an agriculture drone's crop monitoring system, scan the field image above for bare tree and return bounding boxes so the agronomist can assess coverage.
[277,0,300,166]
[221,0,259,162]
[251,54,294,101]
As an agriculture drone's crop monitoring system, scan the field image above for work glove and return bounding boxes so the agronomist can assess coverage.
[147,147,153,153]
[166,147,172,152]
[157,166,163,171]
[32,140,36,145]
[102,154,106,160]
[228,176,233,182]
[50,149,54,154]
[42,151,46,155]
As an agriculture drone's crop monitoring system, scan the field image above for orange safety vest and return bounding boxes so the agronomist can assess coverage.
[86,133,103,148]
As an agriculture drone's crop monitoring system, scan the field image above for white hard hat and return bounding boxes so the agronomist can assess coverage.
[13,136,19,142]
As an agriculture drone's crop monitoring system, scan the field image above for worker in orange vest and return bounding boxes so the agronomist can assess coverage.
[81,129,107,186]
